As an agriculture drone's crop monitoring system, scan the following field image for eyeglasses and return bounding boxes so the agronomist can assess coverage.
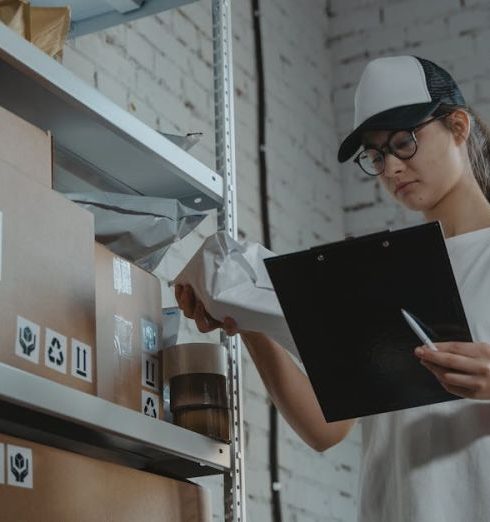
[354,114,449,176]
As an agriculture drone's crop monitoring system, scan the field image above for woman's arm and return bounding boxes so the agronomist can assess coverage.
[240,331,356,452]
[175,285,355,451]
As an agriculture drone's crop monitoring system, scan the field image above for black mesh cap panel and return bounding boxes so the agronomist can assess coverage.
[416,56,466,106]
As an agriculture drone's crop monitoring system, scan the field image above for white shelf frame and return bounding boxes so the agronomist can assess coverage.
[0,0,246,520]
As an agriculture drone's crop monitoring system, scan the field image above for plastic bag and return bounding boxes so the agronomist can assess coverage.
[67,192,207,272]
[173,231,300,359]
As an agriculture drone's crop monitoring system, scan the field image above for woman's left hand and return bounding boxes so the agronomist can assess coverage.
[415,342,490,400]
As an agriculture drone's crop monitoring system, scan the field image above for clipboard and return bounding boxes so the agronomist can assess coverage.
[264,222,473,422]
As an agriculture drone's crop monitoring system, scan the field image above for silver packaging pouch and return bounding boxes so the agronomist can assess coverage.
[67,192,206,271]
[173,232,300,360]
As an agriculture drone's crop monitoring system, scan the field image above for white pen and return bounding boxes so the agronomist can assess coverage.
[401,308,438,352]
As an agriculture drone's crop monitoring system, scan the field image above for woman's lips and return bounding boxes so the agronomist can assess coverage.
[395,181,418,195]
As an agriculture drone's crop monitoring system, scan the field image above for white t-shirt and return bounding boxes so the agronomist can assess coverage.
[359,227,490,522]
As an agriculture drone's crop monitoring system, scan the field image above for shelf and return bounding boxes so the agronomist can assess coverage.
[31,0,197,38]
[0,24,223,211]
[0,363,230,479]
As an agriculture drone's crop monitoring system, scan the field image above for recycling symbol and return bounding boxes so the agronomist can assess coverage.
[48,337,64,366]
[144,397,157,418]
[19,326,36,357]
[11,452,29,483]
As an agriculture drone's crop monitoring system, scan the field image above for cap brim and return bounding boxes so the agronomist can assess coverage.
[337,101,441,163]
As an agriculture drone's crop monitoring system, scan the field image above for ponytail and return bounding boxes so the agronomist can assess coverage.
[466,107,490,202]
[439,104,490,201]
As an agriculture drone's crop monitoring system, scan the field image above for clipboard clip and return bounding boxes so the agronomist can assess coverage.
[309,229,391,253]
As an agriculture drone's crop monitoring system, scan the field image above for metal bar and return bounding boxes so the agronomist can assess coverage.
[68,0,196,38]
[106,0,144,14]
[212,1,247,520]
[0,363,230,475]
[31,0,196,38]
[0,23,223,210]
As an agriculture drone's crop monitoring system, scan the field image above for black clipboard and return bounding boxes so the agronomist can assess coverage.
[264,222,472,422]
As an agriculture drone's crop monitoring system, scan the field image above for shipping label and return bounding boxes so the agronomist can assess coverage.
[71,340,93,383]
[7,445,33,489]
[15,316,41,364]
[44,328,67,374]
[113,257,132,295]
[141,390,160,419]
[141,353,159,391]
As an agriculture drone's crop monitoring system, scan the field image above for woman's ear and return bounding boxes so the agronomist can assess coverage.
[446,109,471,145]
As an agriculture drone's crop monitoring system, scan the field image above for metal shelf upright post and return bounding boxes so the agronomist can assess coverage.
[0,0,246,520]
[212,2,246,521]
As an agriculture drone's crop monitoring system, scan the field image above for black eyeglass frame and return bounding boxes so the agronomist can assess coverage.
[353,113,450,176]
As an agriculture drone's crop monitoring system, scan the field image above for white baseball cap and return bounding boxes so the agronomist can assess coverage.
[338,56,466,162]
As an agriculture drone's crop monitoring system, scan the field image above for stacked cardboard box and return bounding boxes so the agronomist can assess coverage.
[0,433,212,522]
[0,105,213,519]
[95,242,164,419]
[0,107,96,395]
[0,106,167,410]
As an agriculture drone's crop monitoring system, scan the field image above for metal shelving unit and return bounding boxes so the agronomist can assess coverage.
[0,363,229,477]
[0,1,245,520]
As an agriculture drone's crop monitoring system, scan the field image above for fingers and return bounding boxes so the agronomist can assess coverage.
[194,301,222,333]
[175,284,197,319]
[415,347,482,375]
[223,317,239,336]
[431,341,490,358]
[420,360,475,390]
[174,284,240,336]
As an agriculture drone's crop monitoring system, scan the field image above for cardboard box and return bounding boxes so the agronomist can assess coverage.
[0,104,52,187]
[0,163,96,394]
[95,243,163,418]
[0,433,212,521]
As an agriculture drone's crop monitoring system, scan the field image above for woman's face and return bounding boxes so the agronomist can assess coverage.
[362,116,468,212]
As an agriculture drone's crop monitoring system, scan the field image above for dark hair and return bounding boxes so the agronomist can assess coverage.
[466,108,490,202]
[438,104,490,201]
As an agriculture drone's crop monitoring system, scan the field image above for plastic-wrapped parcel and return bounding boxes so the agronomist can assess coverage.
[173,232,300,360]
[67,192,206,272]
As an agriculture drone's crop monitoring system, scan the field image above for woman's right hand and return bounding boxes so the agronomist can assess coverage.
[175,284,240,336]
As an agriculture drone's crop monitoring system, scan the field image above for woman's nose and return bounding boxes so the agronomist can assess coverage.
[383,152,406,178]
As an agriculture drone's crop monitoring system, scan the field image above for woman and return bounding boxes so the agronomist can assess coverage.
[175,56,490,522]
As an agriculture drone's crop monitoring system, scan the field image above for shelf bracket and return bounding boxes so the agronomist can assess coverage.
[106,0,144,13]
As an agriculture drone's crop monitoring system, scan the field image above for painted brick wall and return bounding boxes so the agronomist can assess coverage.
[61,0,490,520]
[60,0,357,520]
[328,0,490,237]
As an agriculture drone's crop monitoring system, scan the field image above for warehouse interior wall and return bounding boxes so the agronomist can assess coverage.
[61,0,490,520]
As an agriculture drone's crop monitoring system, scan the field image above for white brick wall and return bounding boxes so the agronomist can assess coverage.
[60,0,490,520]
[62,1,356,520]
[328,0,490,237]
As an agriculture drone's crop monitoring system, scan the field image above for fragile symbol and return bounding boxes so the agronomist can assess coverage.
[48,337,64,366]
[10,453,29,483]
[144,397,157,418]
[75,345,87,377]
[18,326,36,357]
[145,358,156,388]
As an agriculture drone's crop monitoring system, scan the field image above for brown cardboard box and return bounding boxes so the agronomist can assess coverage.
[95,243,163,418]
[0,163,96,394]
[0,104,52,187]
[0,433,212,521]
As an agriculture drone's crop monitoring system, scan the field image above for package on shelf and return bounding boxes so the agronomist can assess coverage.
[95,242,164,419]
[0,2,70,59]
[0,162,96,394]
[174,231,300,360]
[0,104,52,187]
[0,432,212,521]
[68,191,207,272]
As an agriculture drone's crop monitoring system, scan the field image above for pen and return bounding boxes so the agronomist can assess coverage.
[401,308,438,352]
